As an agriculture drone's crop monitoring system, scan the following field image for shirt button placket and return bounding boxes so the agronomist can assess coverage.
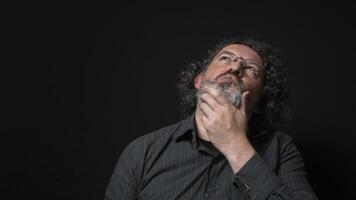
[204,158,214,199]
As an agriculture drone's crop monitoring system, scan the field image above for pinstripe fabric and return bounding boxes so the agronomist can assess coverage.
[105,114,318,200]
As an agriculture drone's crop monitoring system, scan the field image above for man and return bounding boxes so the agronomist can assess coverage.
[105,37,319,199]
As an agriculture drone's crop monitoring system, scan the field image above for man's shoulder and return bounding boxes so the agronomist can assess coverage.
[125,118,187,152]
[251,130,295,152]
[253,129,294,142]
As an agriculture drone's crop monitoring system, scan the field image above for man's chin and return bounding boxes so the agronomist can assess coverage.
[198,79,242,108]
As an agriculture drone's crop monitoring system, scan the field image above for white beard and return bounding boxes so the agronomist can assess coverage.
[196,79,243,108]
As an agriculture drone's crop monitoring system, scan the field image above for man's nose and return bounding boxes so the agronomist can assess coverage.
[229,62,244,77]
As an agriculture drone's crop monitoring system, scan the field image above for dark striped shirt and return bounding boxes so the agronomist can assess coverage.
[105,114,318,200]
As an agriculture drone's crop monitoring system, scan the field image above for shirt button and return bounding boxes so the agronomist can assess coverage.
[242,183,251,193]
[204,192,209,198]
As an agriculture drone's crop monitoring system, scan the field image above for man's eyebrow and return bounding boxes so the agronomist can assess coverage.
[217,50,236,57]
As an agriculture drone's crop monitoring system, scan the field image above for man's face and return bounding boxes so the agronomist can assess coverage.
[195,44,264,114]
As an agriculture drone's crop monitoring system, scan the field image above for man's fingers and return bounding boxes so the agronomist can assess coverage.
[199,93,218,111]
[199,101,214,118]
[202,85,229,105]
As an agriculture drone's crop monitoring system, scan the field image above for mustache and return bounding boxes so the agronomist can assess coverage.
[215,71,239,81]
[214,73,245,92]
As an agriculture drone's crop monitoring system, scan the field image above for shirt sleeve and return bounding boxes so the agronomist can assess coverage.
[233,137,318,200]
[105,141,141,200]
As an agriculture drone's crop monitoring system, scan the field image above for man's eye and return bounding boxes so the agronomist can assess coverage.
[219,56,231,61]
[243,65,257,72]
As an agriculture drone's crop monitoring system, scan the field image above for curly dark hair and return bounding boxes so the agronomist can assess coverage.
[177,36,290,133]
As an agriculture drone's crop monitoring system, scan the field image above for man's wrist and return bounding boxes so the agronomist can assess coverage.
[224,138,256,173]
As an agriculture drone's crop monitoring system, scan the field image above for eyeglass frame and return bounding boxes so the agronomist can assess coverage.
[213,50,265,77]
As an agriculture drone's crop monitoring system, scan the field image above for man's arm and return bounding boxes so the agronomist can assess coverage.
[197,84,318,199]
[232,137,318,200]
[105,142,140,200]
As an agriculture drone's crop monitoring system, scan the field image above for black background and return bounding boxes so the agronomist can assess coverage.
[3,1,356,200]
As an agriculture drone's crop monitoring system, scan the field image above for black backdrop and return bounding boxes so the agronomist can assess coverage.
[3,2,356,200]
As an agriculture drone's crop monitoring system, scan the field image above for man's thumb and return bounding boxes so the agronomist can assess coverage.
[240,91,250,114]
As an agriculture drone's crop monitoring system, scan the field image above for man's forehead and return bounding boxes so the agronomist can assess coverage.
[218,44,263,63]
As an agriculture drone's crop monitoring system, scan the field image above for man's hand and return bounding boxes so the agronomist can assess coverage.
[198,85,256,173]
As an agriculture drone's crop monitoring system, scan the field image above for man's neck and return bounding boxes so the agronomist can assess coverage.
[194,108,211,142]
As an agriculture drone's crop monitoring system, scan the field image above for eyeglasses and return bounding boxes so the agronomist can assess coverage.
[215,51,263,77]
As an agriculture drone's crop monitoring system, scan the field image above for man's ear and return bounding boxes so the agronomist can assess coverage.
[194,73,203,89]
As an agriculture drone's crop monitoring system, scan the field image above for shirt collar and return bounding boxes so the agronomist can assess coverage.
[172,113,198,146]
[172,112,269,147]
